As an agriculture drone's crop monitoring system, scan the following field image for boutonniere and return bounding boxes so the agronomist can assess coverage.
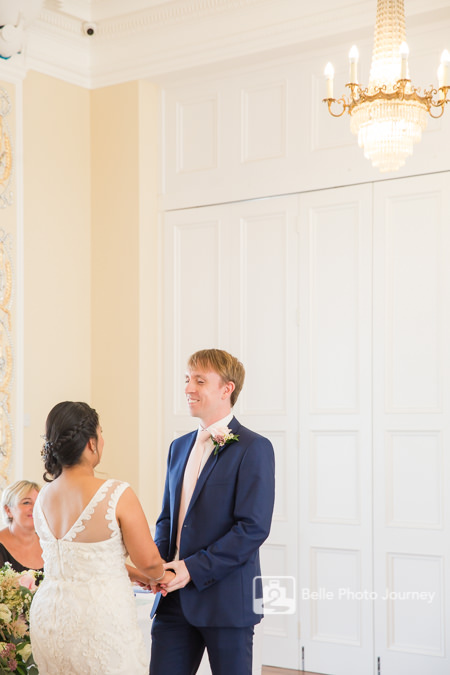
[210,426,239,455]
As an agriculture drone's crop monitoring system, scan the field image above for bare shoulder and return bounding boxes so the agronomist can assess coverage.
[115,486,146,526]
[40,476,108,507]
[116,485,140,509]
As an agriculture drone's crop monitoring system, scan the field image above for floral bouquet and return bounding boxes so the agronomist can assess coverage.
[0,563,40,674]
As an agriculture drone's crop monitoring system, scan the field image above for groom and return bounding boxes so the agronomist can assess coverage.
[150,348,275,675]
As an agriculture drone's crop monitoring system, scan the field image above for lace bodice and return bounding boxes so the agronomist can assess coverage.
[30,479,148,674]
[33,479,129,582]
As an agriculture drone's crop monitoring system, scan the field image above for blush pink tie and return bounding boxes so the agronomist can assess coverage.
[176,428,211,552]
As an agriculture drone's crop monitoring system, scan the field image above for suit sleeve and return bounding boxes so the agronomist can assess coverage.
[184,435,275,590]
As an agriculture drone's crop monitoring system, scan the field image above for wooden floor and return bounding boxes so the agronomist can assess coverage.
[262,668,325,675]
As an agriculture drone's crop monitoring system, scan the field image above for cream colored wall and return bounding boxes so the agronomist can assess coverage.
[3,72,160,520]
[90,81,160,519]
[22,71,91,483]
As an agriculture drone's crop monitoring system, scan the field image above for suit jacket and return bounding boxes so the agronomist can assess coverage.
[154,416,275,627]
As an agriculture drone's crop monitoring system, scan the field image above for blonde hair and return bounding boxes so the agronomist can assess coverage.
[187,349,245,407]
[1,480,40,526]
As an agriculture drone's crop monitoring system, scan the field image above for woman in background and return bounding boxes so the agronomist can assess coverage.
[0,479,43,573]
[30,401,173,675]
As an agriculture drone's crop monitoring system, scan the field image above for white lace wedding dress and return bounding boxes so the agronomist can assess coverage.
[30,479,148,674]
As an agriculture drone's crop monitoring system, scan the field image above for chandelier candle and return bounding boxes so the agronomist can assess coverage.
[399,41,409,80]
[324,62,334,98]
[349,45,359,83]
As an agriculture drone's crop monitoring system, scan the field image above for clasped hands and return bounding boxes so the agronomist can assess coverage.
[150,560,191,595]
[131,560,191,596]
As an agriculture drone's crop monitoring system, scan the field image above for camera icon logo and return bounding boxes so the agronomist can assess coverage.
[253,576,296,615]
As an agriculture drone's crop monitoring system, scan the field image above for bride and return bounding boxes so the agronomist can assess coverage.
[30,401,173,674]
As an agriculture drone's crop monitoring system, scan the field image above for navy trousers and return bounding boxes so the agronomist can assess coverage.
[149,591,254,675]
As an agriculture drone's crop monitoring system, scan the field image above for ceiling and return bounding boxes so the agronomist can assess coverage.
[2,0,450,88]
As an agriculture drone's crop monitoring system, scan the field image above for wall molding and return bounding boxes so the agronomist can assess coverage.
[0,0,447,88]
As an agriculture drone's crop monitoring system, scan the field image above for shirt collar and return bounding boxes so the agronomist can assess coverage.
[198,412,234,435]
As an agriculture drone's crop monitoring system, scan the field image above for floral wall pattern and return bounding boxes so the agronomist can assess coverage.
[0,88,12,208]
[0,87,14,483]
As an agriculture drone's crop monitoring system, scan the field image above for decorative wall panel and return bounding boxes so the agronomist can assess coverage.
[309,431,360,524]
[176,96,218,173]
[241,81,286,162]
[240,211,287,414]
[309,203,360,413]
[384,192,442,413]
[386,432,442,529]
[259,544,290,638]
[172,219,220,413]
[310,547,361,645]
[386,553,444,656]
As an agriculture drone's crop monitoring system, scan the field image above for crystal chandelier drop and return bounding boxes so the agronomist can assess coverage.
[323,0,449,172]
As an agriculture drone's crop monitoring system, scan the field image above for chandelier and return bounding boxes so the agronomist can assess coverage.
[323,0,449,172]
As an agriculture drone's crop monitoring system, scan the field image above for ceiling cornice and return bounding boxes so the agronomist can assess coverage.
[2,0,450,89]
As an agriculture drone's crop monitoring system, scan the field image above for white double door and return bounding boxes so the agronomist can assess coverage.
[162,172,450,675]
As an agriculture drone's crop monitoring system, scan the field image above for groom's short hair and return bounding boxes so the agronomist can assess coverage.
[187,349,245,407]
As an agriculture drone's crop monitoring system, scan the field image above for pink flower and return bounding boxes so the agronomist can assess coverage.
[18,571,37,592]
[8,658,18,671]
[210,427,239,455]
[210,426,231,446]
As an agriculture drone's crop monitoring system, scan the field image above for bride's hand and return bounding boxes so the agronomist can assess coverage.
[126,564,150,587]
[151,569,175,596]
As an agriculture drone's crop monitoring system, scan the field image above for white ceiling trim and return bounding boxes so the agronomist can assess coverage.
[2,0,450,88]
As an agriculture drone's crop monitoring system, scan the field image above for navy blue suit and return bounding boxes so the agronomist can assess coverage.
[150,416,275,673]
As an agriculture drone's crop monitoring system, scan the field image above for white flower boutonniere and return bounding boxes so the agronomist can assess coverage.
[210,426,239,456]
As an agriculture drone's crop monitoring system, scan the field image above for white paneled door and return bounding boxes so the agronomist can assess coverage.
[162,173,450,675]
[373,173,450,675]
[163,195,300,668]
[298,185,374,675]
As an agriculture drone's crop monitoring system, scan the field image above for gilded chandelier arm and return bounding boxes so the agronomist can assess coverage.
[322,97,350,117]
[428,86,449,118]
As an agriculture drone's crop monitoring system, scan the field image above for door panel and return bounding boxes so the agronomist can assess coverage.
[373,173,450,675]
[163,194,300,669]
[298,184,374,675]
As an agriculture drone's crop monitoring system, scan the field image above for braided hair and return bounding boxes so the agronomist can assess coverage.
[41,402,99,482]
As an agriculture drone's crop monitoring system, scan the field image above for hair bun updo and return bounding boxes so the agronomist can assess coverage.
[42,401,99,482]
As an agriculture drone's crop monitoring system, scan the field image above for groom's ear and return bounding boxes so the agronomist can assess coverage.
[222,381,235,400]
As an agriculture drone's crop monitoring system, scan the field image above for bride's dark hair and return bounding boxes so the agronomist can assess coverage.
[42,401,99,482]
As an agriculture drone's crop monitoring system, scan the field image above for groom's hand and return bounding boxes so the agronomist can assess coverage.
[150,569,175,596]
[163,560,191,591]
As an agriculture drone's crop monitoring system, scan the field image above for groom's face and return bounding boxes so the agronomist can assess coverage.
[185,366,232,426]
